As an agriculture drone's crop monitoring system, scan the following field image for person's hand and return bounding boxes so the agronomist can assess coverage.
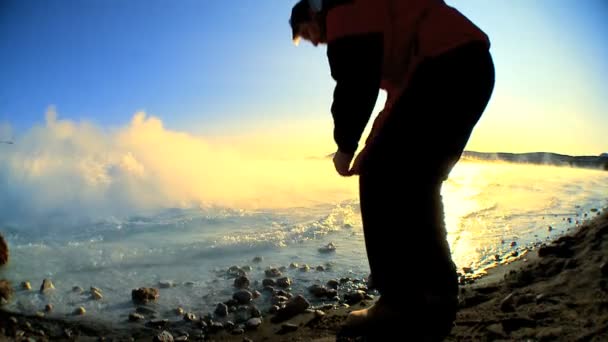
[349,147,368,175]
[333,150,354,176]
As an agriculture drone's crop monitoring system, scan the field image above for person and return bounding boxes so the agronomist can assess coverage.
[289,0,495,340]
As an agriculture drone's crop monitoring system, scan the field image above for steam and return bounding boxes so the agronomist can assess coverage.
[0,109,357,224]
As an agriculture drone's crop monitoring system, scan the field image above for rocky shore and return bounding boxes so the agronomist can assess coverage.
[0,212,607,341]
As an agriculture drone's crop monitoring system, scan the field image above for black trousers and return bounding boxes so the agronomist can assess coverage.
[359,41,495,335]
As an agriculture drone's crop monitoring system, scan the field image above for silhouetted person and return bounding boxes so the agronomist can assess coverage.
[290,0,495,340]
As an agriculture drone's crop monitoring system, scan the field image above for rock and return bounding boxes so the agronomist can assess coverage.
[500,293,515,312]
[153,331,173,342]
[276,277,292,288]
[215,303,228,317]
[601,262,608,276]
[268,305,280,314]
[316,265,325,272]
[246,317,262,330]
[132,287,159,304]
[271,295,289,306]
[262,278,276,287]
[252,290,261,299]
[0,280,13,302]
[280,323,299,333]
[318,242,336,253]
[344,291,366,305]
[175,307,184,316]
[227,266,246,278]
[232,328,245,335]
[91,289,103,300]
[73,306,86,315]
[279,266,287,272]
[233,290,253,304]
[265,268,282,278]
[326,280,339,289]
[250,306,262,318]
[299,264,310,272]
[271,295,310,323]
[40,279,55,294]
[0,234,8,266]
[275,289,292,298]
[72,286,84,293]
[159,280,175,289]
[183,312,197,322]
[252,256,263,263]
[148,319,169,328]
[234,276,250,289]
[224,321,235,330]
[235,306,250,322]
[44,304,53,312]
[289,263,299,269]
[241,265,252,272]
[129,312,145,322]
[309,284,329,298]
[20,281,31,290]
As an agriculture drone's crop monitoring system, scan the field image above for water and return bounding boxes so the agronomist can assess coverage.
[1,161,607,327]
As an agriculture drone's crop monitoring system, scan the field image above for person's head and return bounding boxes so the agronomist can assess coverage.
[289,0,326,46]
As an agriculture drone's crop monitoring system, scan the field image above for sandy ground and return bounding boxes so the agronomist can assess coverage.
[1,211,607,341]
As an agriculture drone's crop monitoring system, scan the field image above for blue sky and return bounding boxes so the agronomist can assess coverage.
[1,0,607,154]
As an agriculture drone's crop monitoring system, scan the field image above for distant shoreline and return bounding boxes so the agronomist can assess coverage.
[462,151,608,171]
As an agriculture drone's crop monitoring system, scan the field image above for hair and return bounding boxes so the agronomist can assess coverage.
[290,0,313,40]
[290,0,328,41]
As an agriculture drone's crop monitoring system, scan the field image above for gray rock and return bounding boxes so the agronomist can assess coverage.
[300,264,310,272]
[271,295,310,323]
[72,286,83,293]
[246,317,262,330]
[132,287,159,304]
[262,278,276,287]
[215,303,228,317]
[289,263,299,269]
[251,306,262,318]
[252,256,263,263]
[318,242,336,253]
[276,277,292,288]
[280,323,299,333]
[265,268,282,278]
[326,280,339,289]
[129,312,145,322]
[233,290,253,304]
[159,281,175,289]
[153,331,174,342]
[234,276,250,289]
[183,312,197,322]
[40,279,55,294]
[271,295,289,306]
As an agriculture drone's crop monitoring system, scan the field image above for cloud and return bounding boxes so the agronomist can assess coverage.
[0,109,357,225]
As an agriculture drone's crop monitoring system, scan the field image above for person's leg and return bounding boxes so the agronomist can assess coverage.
[350,41,495,338]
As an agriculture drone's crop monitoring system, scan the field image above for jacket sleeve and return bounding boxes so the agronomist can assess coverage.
[327,32,383,154]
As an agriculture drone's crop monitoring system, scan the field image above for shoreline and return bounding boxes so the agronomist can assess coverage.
[1,211,607,341]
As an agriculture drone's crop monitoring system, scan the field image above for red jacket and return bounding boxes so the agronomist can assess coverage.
[324,0,489,153]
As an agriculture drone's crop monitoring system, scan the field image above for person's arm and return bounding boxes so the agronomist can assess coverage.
[327,32,383,155]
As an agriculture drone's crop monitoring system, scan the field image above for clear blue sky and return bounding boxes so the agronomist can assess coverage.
[1,0,607,154]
